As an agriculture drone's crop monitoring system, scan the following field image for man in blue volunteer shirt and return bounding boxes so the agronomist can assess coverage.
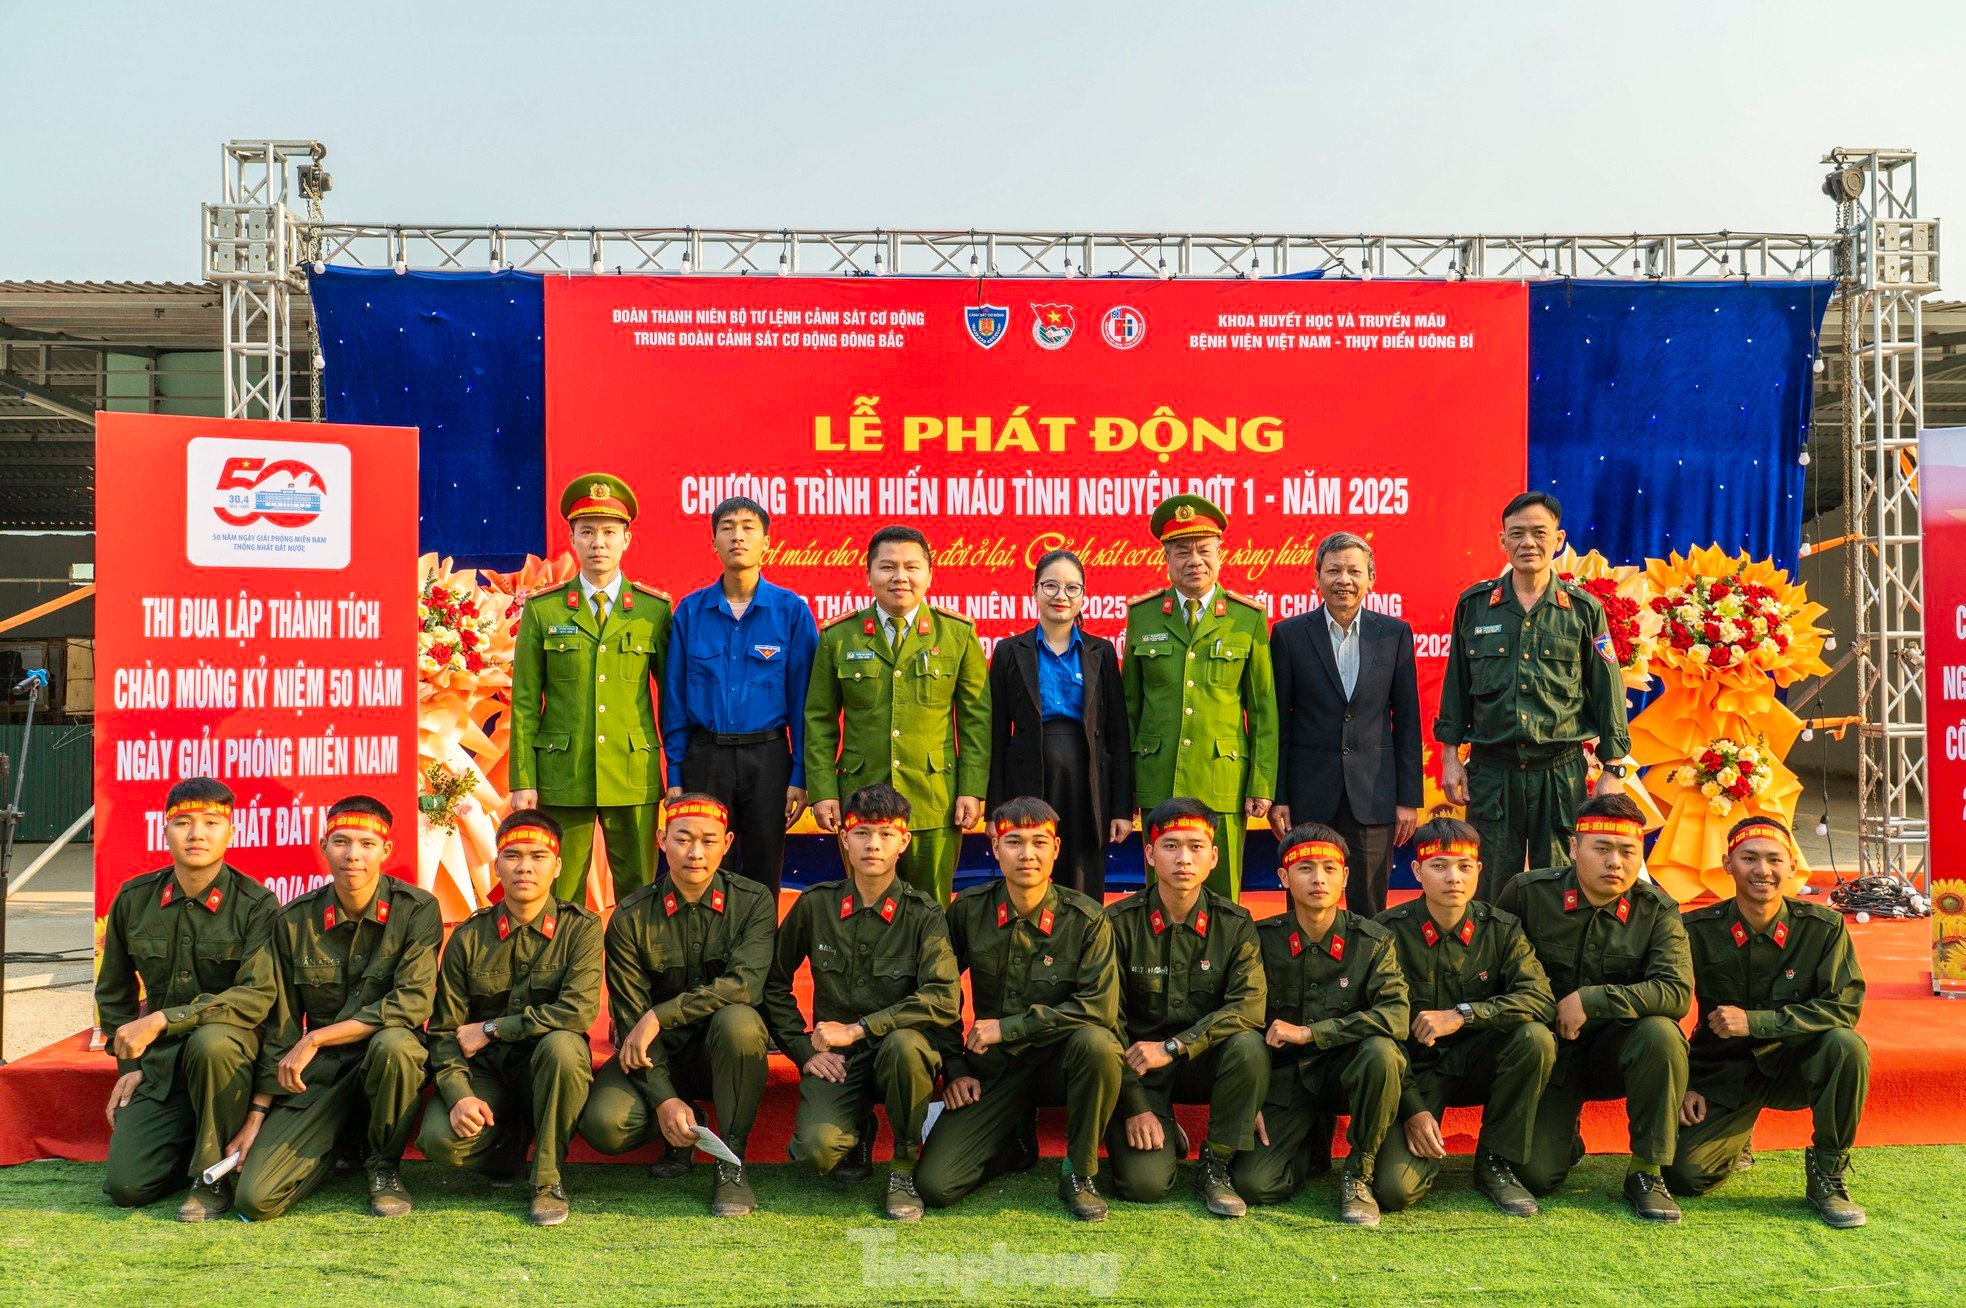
[664,496,820,893]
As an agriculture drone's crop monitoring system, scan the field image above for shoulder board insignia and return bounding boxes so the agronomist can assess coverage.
[927,603,973,627]
[1127,588,1167,607]
[820,608,867,631]
[629,580,670,600]
[1220,589,1263,611]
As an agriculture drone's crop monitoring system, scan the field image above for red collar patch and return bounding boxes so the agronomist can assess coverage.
[1563,888,1580,912]
[997,901,1010,928]
[840,894,855,919]
[376,898,390,924]
[1193,909,1210,937]
[1161,595,1174,615]
[1329,934,1346,961]
[1289,931,1303,957]
[1553,586,1572,610]
[620,589,634,612]
[323,904,338,931]
[1421,919,1440,948]
[1488,584,1505,608]
[917,616,932,636]
[1730,921,1750,948]
[710,889,725,913]
[1214,596,1228,618]
[1771,920,1788,949]
[159,882,175,907]
[498,913,512,941]
[1150,909,1167,935]
[879,897,898,923]
[204,887,224,912]
[1615,897,1631,924]
[863,617,878,636]
[541,914,557,940]
[1459,917,1475,946]
[566,589,580,609]
[1037,908,1055,936]
[664,892,680,917]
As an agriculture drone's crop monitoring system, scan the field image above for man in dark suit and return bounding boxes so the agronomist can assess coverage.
[1269,532,1423,916]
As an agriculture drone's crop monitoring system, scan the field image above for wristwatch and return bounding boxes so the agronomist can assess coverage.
[1455,1002,1475,1023]
[1161,1038,1185,1060]
[1601,761,1632,779]
[480,1020,499,1042]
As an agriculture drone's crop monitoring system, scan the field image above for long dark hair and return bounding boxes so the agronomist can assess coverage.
[1033,549,1087,626]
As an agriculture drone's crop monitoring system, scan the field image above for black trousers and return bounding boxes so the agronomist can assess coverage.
[1331,790,1393,918]
[1040,719,1105,898]
[680,729,794,893]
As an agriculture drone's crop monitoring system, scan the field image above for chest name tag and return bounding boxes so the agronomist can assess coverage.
[1140,632,1171,642]
[1472,624,1504,636]
[547,624,579,635]
[843,650,877,661]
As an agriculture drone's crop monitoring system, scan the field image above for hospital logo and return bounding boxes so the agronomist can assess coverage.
[1101,305,1146,350]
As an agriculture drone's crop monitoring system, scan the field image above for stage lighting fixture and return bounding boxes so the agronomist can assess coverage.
[297,161,332,201]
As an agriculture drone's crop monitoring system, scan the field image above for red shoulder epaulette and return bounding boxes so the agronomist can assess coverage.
[927,602,973,625]
[628,580,671,601]
[1127,587,1167,606]
[1219,588,1264,611]
[821,607,866,631]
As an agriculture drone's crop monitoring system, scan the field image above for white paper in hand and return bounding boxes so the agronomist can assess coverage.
[690,1124,742,1166]
[201,1151,243,1186]
[922,1099,946,1143]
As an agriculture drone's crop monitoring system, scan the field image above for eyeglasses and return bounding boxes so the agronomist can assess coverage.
[1036,581,1085,599]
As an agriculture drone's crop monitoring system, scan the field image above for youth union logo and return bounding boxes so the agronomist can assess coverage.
[1030,303,1077,350]
[1101,305,1146,350]
[964,304,1010,349]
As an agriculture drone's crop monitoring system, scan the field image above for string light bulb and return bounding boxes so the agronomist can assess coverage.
[1799,444,1812,466]
[1813,356,1826,374]
[1802,727,1816,741]
[312,351,326,371]
[1825,635,1838,651]
[310,259,326,276]
[1816,816,1831,837]
[392,256,407,276]
[1158,255,1170,280]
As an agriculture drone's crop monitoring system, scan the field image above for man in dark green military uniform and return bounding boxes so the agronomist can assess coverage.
[1374,815,1557,1217]
[1436,492,1633,901]
[1667,816,1869,1228]
[510,472,673,900]
[417,810,603,1226]
[761,784,961,1221]
[915,796,1124,1221]
[98,777,279,1220]
[804,525,990,904]
[1498,794,1692,1222]
[1123,495,1278,900]
[577,793,776,1217]
[1105,799,1268,1217]
[1233,823,1407,1225]
[231,796,442,1221]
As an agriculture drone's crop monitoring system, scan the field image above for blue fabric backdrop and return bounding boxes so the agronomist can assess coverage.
[310,268,1830,889]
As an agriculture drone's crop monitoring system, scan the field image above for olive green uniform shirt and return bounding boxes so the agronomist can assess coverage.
[1681,897,1865,1105]
[761,876,962,1068]
[603,870,777,1104]
[802,604,991,826]
[940,880,1120,1082]
[1497,866,1692,1021]
[1374,899,1556,1121]
[1254,908,1408,1071]
[510,577,673,807]
[95,864,281,1098]
[1106,886,1266,1118]
[427,898,603,1105]
[255,876,444,1103]
[1434,576,1631,757]
[1122,587,1279,811]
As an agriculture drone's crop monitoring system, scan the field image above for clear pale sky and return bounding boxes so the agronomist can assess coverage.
[2,0,1960,283]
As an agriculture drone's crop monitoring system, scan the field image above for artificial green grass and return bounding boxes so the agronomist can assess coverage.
[0,1149,1956,1307]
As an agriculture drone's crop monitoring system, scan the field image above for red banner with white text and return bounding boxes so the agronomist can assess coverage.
[545,277,1527,735]
[93,413,420,918]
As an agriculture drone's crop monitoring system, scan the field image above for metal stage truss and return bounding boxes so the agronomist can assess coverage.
[200,140,1940,887]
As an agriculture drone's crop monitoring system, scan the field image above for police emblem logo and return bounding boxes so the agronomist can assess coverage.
[1338,977,1351,988]
[1199,958,1212,971]
[1175,504,1196,522]
[1030,302,1076,350]
[589,482,611,502]
[1101,304,1146,349]
[1595,632,1619,665]
[965,304,1010,349]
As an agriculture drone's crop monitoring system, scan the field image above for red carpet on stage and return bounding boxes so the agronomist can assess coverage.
[4,890,1960,1167]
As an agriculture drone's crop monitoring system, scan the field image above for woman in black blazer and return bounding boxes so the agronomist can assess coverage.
[986,550,1133,896]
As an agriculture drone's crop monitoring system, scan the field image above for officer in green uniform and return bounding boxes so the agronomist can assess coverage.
[804,525,990,904]
[1667,816,1869,1228]
[417,809,603,1227]
[915,796,1125,1222]
[1497,794,1692,1222]
[761,783,962,1221]
[510,472,673,901]
[1436,492,1633,901]
[1233,823,1407,1225]
[231,796,443,1221]
[577,793,776,1218]
[1123,495,1278,900]
[1105,798,1268,1217]
[97,777,280,1221]
[1373,815,1557,1217]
